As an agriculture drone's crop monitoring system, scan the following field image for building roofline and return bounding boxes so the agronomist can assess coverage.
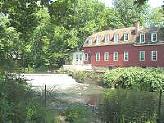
[83,42,164,48]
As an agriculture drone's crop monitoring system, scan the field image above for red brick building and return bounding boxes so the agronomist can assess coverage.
[82,23,164,67]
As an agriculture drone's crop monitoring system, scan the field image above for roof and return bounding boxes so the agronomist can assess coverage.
[90,27,136,37]
[83,26,164,47]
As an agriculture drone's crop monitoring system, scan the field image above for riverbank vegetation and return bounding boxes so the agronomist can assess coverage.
[64,104,93,123]
[0,0,163,122]
[64,67,164,122]
[0,73,47,123]
[101,67,164,122]
[67,70,103,85]
[103,67,164,91]
[60,67,164,92]
[98,89,164,123]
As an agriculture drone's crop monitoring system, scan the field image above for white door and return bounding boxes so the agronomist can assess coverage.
[75,53,83,65]
[72,52,84,65]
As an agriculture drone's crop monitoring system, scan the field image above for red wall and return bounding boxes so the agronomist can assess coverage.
[83,44,164,67]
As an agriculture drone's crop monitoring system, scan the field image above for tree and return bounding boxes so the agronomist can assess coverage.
[149,8,164,27]
[0,0,39,40]
[0,1,40,71]
[0,0,154,70]
[48,0,124,49]
[113,0,149,27]
[134,0,148,5]
[0,14,21,71]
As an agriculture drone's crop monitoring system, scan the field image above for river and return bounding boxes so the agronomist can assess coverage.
[22,74,164,123]
[23,73,103,105]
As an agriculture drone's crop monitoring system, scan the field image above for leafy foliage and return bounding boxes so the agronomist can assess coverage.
[0,1,163,122]
[98,89,160,122]
[149,7,164,27]
[103,67,164,92]
[65,104,91,123]
[0,73,46,123]
[113,0,149,27]
[134,0,148,6]
[0,14,21,71]
[61,70,103,85]
[0,0,159,70]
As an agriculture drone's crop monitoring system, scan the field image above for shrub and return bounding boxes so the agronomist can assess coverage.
[98,89,159,123]
[103,67,164,92]
[0,73,46,123]
[65,104,90,123]
[59,69,104,85]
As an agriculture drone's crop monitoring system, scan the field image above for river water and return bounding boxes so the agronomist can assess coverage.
[22,74,164,123]
[23,74,103,104]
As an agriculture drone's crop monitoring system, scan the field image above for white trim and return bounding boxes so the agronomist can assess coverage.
[104,52,109,61]
[140,33,145,43]
[113,52,118,61]
[79,54,82,61]
[133,42,164,46]
[105,34,110,43]
[76,54,78,62]
[85,39,89,45]
[151,33,157,42]
[85,37,92,45]
[151,51,157,61]
[96,35,100,45]
[124,51,128,61]
[84,53,88,61]
[124,33,129,41]
[114,34,119,43]
[89,39,92,45]
[96,52,100,61]
[73,52,84,65]
[139,51,145,61]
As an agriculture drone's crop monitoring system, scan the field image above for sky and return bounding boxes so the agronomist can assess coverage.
[100,0,163,8]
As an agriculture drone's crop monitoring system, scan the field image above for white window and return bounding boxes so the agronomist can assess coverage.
[113,52,118,61]
[79,54,82,61]
[139,51,145,61]
[85,38,92,45]
[84,53,88,61]
[151,33,157,42]
[96,52,100,61]
[104,52,109,61]
[124,51,128,61]
[151,51,157,61]
[85,39,89,44]
[89,39,92,45]
[124,33,129,41]
[96,35,100,45]
[140,33,145,43]
[105,34,110,43]
[76,54,78,62]
[114,34,119,43]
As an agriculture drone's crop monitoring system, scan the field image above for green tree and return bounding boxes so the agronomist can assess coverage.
[0,14,21,71]
[134,0,148,5]
[0,0,154,69]
[0,0,39,40]
[149,7,164,27]
[113,0,149,27]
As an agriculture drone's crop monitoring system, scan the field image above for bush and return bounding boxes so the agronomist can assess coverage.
[65,104,91,123]
[103,67,164,92]
[0,73,46,123]
[98,89,159,123]
[66,71,104,85]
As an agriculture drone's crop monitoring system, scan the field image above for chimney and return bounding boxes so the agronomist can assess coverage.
[134,21,140,32]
